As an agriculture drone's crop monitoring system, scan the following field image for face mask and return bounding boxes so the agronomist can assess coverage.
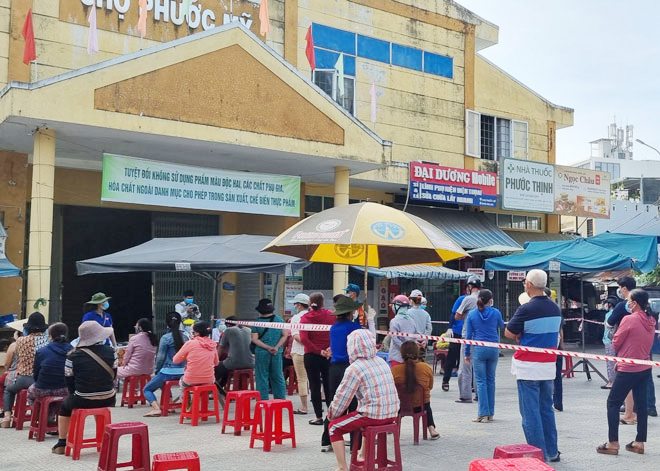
[102,301,110,310]
[625,301,632,313]
[421,305,427,310]
[616,288,623,299]
[185,298,194,305]
[134,326,140,334]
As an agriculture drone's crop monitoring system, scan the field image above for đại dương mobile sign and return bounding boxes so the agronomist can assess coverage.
[554,165,610,219]
[101,154,300,217]
[409,161,497,207]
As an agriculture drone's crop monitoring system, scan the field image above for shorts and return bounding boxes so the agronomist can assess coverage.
[328,411,396,443]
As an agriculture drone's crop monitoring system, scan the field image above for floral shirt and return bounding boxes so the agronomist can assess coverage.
[16,333,49,376]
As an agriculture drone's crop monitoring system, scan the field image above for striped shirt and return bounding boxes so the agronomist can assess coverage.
[328,330,399,420]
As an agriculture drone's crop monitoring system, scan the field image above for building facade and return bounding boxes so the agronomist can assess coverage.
[0,0,573,335]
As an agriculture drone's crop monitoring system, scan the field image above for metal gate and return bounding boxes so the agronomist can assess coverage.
[151,212,220,335]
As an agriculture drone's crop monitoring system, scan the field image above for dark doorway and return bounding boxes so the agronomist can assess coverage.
[60,206,152,342]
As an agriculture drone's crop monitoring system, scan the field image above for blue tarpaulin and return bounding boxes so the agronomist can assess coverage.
[0,257,20,277]
[484,233,658,274]
[353,264,471,280]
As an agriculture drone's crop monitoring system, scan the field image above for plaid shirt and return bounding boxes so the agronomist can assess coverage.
[328,330,399,420]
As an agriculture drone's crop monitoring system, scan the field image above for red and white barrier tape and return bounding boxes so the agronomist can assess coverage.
[226,320,660,368]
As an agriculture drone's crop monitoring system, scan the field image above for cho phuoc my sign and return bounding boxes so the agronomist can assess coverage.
[554,166,610,219]
[501,158,554,213]
[101,154,300,217]
[409,162,497,207]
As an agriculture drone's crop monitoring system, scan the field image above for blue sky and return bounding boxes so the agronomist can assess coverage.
[456,0,660,165]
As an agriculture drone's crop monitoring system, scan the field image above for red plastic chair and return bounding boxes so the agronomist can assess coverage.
[151,451,200,471]
[29,395,65,441]
[65,407,112,460]
[249,399,296,452]
[493,444,544,460]
[469,457,554,471]
[179,384,220,426]
[349,421,402,471]
[160,380,182,417]
[98,422,150,471]
[121,374,151,408]
[395,384,427,444]
[283,365,298,395]
[226,369,255,391]
[12,388,32,430]
[222,390,260,436]
[562,356,574,378]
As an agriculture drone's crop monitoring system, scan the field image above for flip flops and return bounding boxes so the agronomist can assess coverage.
[455,398,473,403]
[596,443,618,455]
[625,442,644,454]
[620,419,638,425]
[293,409,308,415]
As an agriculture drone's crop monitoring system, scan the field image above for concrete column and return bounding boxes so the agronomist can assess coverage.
[333,166,350,295]
[27,129,56,319]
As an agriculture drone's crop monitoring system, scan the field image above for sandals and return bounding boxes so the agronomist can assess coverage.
[620,419,638,425]
[471,416,489,423]
[442,383,449,392]
[455,398,473,403]
[429,433,440,440]
[309,418,324,425]
[293,409,308,415]
[625,441,644,454]
[596,443,618,455]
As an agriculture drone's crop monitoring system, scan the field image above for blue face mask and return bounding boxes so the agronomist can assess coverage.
[185,298,194,305]
[102,301,110,310]
[617,288,623,299]
[421,305,427,310]
[625,301,632,313]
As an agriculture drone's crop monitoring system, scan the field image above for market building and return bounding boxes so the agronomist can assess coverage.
[0,0,574,336]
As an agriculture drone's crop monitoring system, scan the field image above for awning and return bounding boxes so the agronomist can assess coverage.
[403,206,522,250]
[504,230,577,247]
[353,264,471,280]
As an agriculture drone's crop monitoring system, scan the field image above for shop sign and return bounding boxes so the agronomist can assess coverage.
[62,0,262,41]
[554,165,610,219]
[549,260,561,272]
[467,268,485,282]
[101,154,301,217]
[507,271,526,282]
[501,158,554,213]
[409,162,497,207]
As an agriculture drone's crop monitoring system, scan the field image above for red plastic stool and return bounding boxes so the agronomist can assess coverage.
[493,444,545,460]
[562,356,574,378]
[349,421,402,471]
[179,384,220,426]
[66,407,112,460]
[151,451,200,471]
[250,399,296,452]
[469,457,554,471]
[283,365,298,396]
[226,369,255,391]
[160,380,182,417]
[222,390,261,436]
[12,388,32,430]
[121,375,151,408]
[98,422,150,471]
[29,395,65,441]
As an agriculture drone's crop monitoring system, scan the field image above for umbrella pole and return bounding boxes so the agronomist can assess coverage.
[363,245,369,311]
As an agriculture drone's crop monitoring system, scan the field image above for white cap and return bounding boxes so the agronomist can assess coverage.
[288,293,310,305]
[410,289,423,298]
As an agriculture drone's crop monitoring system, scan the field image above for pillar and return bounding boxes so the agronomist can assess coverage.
[333,166,350,295]
[26,129,56,319]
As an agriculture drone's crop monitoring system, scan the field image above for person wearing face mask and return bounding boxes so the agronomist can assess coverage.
[388,295,418,367]
[117,318,158,379]
[82,292,116,347]
[175,289,202,323]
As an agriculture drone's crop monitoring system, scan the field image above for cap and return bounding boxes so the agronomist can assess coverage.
[409,289,423,298]
[467,275,482,288]
[344,283,361,295]
[288,293,310,305]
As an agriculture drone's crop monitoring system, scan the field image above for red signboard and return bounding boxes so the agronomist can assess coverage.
[409,162,497,207]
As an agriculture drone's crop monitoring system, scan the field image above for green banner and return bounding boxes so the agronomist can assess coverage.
[101,154,301,217]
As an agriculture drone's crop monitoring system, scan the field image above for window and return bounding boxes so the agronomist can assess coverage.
[490,213,542,231]
[313,69,355,115]
[512,215,527,229]
[594,162,620,179]
[466,111,527,160]
[305,195,335,217]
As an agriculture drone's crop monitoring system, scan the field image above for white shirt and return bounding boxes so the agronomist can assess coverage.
[290,309,308,356]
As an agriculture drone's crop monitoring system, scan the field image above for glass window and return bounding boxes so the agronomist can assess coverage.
[484,212,497,224]
[612,163,620,179]
[305,195,322,214]
[480,115,495,161]
[527,216,541,231]
[323,197,335,210]
[423,51,453,78]
[357,35,390,63]
[313,70,355,115]
[313,70,334,97]
[391,44,423,71]
[466,110,481,157]
[512,215,527,229]
[497,214,512,228]
[512,120,529,159]
[496,118,511,159]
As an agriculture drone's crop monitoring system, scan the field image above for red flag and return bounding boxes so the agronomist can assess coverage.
[305,26,315,70]
[22,9,36,65]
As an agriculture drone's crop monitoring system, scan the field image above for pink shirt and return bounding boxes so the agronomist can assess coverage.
[612,309,657,373]
[172,335,219,385]
[118,332,157,378]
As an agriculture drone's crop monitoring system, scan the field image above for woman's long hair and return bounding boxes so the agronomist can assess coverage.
[477,289,494,311]
[309,292,324,311]
[401,341,419,394]
[166,311,185,352]
[137,318,158,347]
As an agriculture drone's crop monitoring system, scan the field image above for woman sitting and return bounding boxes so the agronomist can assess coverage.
[52,321,117,454]
[1,312,49,428]
[28,323,73,404]
[117,318,158,379]
[391,341,439,439]
[143,312,189,417]
[173,321,219,390]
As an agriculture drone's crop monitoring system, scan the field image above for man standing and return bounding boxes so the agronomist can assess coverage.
[442,288,468,391]
[288,293,311,414]
[454,276,481,403]
[505,269,562,463]
[251,299,288,400]
[175,289,202,323]
[407,289,432,361]
[344,283,377,335]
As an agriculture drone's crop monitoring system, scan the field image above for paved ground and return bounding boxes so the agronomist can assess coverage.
[2,350,660,470]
